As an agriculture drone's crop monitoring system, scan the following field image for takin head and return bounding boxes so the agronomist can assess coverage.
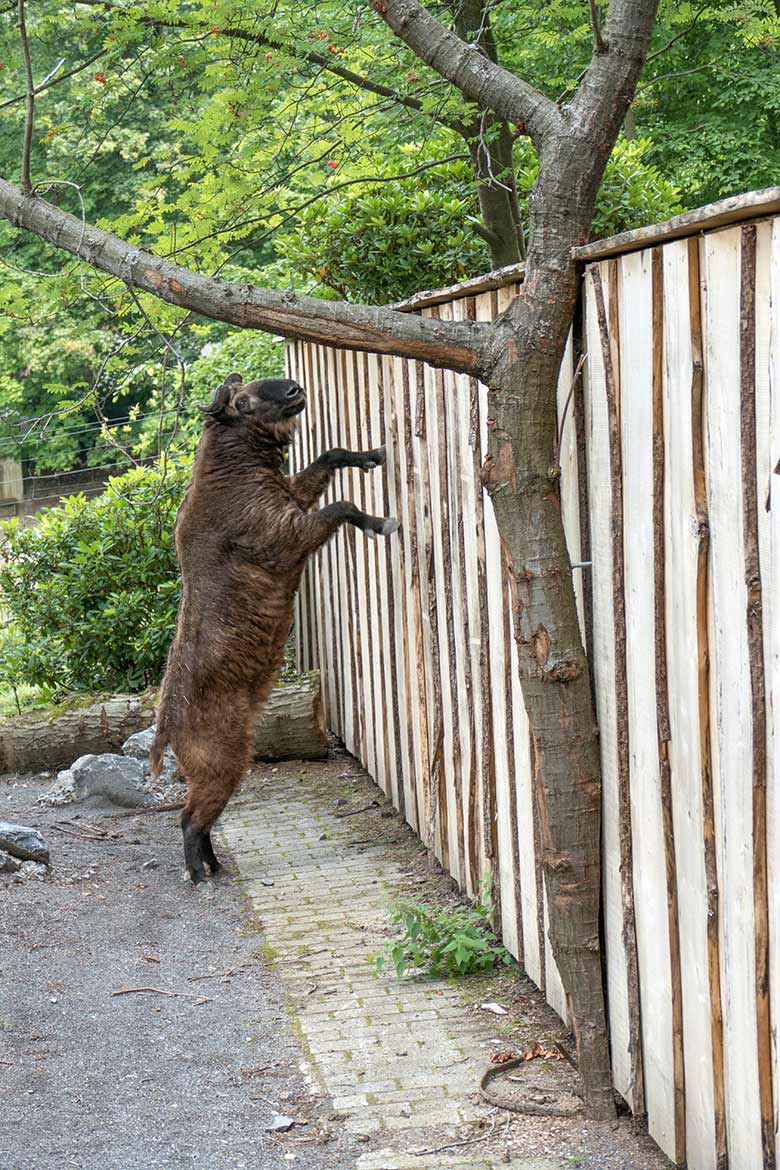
[201,372,306,439]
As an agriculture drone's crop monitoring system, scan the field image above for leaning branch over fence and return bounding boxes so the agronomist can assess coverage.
[0,178,493,376]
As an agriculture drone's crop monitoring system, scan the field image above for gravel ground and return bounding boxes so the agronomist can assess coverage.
[0,772,360,1170]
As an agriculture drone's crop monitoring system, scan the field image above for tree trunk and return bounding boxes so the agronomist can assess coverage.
[0,679,328,774]
[467,121,526,266]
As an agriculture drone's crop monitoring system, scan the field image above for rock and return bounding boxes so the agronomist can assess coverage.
[121,727,157,760]
[266,1114,296,1133]
[0,849,22,873]
[0,821,50,863]
[17,860,47,881]
[121,727,180,783]
[70,754,150,808]
[47,768,76,806]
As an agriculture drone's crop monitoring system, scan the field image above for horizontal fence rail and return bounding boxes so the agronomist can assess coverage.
[287,209,780,1170]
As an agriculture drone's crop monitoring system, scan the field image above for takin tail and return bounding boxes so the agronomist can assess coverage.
[149,726,170,780]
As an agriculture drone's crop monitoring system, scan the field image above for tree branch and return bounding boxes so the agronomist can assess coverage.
[588,0,606,52]
[370,0,561,146]
[17,0,35,193]
[0,48,108,111]
[0,178,492,375]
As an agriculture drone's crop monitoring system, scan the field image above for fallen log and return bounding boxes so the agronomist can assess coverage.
[0,694,155,774]
[254,677,329,761]
[0,675,328,774]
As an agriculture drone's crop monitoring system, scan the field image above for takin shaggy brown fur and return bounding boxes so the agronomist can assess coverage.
[150,372,396,883]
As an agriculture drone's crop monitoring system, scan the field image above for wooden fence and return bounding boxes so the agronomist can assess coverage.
[286,191,780,1170]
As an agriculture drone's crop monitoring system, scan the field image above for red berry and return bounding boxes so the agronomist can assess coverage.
[327,160,338,168]
[94,72,107,84]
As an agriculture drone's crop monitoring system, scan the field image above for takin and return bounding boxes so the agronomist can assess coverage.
[150,372,397,883]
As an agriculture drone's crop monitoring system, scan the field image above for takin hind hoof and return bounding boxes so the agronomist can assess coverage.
[187,865,208,886]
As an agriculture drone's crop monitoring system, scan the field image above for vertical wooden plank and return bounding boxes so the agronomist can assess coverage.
[345,351,375,778]
[652,249,686,1164]
[413,352,449,867]
[420,311,459,876]
[339,349,365,758]
[383,354,417,829]
[366,351,399,807]
[661,236,720,1170]
[738,225,776,1170]
[765,216,780,1168]
[703,225,765,1170]
[398,357,430,837]
[326,344,353,746]
[451,295,492,899]
[476,289,519,958]
[585,261,643,1111]
[315,344,342,736]
[439,299,475,893]
[618,247,676,1160]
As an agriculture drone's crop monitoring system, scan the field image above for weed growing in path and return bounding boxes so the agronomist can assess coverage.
[375,881,515,979]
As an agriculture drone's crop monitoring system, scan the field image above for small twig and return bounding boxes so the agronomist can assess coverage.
[58,818,123,839]
[111,986,176,998]
[110,801,185,819]
[18,0,34,192]
[554,351,587,471]
[110,986,210,1003]
[51,824,121,844]
[335,801,379,819]
[412,1118,497,1157]
[588,0,606,52]
[188,965,246,984]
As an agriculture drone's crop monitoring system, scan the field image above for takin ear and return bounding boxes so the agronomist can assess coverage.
[200,372,244,418]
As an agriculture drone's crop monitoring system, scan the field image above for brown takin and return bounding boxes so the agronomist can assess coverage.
[150,372,396,883]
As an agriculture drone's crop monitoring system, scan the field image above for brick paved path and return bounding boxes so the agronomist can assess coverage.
[218,758,668,1170]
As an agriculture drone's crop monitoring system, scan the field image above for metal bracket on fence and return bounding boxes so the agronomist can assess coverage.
[570,560,592,570]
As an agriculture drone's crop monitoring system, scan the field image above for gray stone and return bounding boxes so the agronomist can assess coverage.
[0,848,22,873]
[48,768,76,806]
[17,860,48,881]
[122,726,180,782]
[0,821,50,863]
[70,753,150,808]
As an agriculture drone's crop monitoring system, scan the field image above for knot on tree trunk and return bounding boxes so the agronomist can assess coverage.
[481,435,518,496]
[531,624,583,683]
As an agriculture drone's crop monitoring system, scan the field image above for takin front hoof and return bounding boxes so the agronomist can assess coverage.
[367,516,399,539]
[363,446,386,469]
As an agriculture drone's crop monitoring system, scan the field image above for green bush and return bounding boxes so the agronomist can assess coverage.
[375,882,515,979]
[0,461,189,699]
[275,173,490,304]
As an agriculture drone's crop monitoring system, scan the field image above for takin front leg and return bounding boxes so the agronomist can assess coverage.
[296,499,398,557]
[288,446,386,511]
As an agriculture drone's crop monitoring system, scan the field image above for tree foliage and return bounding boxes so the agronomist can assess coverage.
[2,0,769,468]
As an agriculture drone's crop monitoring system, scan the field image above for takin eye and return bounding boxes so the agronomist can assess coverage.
[235,394,252,414]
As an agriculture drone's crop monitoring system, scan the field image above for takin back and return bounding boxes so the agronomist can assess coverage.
[150,372,397,883]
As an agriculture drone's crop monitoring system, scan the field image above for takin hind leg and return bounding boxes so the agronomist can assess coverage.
[180,759,247,884]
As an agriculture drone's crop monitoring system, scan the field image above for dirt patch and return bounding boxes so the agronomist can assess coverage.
[0,771,360,1170]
